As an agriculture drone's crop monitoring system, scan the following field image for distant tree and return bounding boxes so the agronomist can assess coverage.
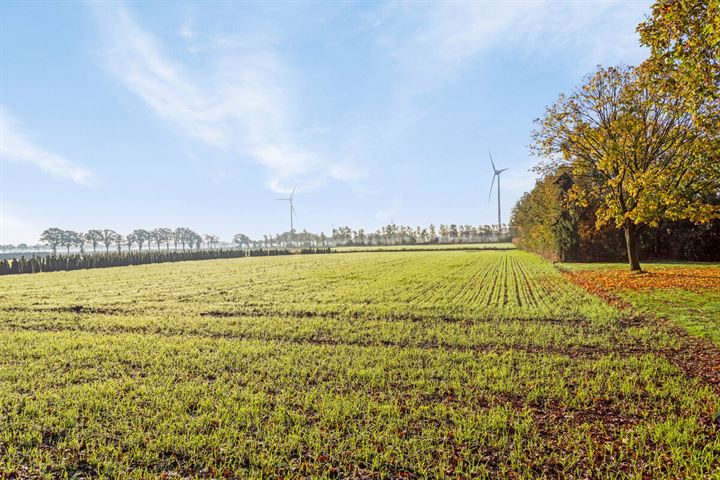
[173,227,198,251]
[85,230,103,253]
[76,232,86,254]
[172,228,183,251]
[532,65,720,271]
[100,229,119,253]
[60,230,81,254]
[146,229,158,250]
[156,228,173,250]
[204,234,220,249]
[233,234,251,248]
[113,233,124,253]
[438,225,448,243]
[449,224,459,242]
[40,228,64,254]
[131,229,149,251]
[126,233,136,252]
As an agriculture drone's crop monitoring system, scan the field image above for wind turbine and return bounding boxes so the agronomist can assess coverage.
[277,185,297,245]
[488,151,509,233]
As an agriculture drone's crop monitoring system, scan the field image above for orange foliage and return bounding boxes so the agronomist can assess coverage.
[568,267,720,293]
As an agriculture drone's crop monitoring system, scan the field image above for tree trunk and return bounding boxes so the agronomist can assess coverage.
[624,221,641,272]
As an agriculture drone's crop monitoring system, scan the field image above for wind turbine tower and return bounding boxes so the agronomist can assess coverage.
[277,186,297,245]
[488,152,509,233]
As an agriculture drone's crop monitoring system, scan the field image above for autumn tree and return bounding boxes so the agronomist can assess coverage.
[532,65,719,271]
[638,0,719,131]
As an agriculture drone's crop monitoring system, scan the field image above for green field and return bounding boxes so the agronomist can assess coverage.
[1,250,718,478]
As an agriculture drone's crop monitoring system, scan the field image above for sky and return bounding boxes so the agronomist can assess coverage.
[0,0,653,244]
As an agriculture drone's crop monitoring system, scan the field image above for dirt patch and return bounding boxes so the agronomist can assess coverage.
[0,305,134,316]
[199,308,591,327]
[659,324,720,396]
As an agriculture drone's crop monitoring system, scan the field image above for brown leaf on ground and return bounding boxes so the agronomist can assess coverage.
[566,266,720,293]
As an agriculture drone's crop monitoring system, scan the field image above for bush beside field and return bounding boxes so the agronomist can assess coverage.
[0,247,331,276]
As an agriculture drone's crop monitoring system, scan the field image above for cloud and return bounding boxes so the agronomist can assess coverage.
[0,107,93,185]
[375,0,650,96]
[93,3,358,193]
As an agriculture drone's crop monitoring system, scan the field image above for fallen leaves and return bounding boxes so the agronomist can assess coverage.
[567,266,720,294]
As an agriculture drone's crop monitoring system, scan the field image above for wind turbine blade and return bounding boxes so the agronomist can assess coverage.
[277,198,290,201]
[291,205,297,217]
[488,151,496,172]
[290,185,296,199]
[488,174,496,202]
[498,168,509,173]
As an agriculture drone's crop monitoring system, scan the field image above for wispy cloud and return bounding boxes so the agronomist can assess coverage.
[375,0,650,97]
[93,3,358,193]
[0,107,93,185]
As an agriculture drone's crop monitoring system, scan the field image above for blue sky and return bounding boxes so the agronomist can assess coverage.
[0,0,652,244]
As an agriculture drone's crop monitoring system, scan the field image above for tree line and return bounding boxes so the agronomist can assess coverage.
[254,224,512,248]
[512,171,719,263]
[39,227,220,254]
[514,0,719,271]
[32,223,512,254]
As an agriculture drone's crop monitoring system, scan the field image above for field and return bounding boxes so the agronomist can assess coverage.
[1,250,719,478]
[332,243,516,253]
